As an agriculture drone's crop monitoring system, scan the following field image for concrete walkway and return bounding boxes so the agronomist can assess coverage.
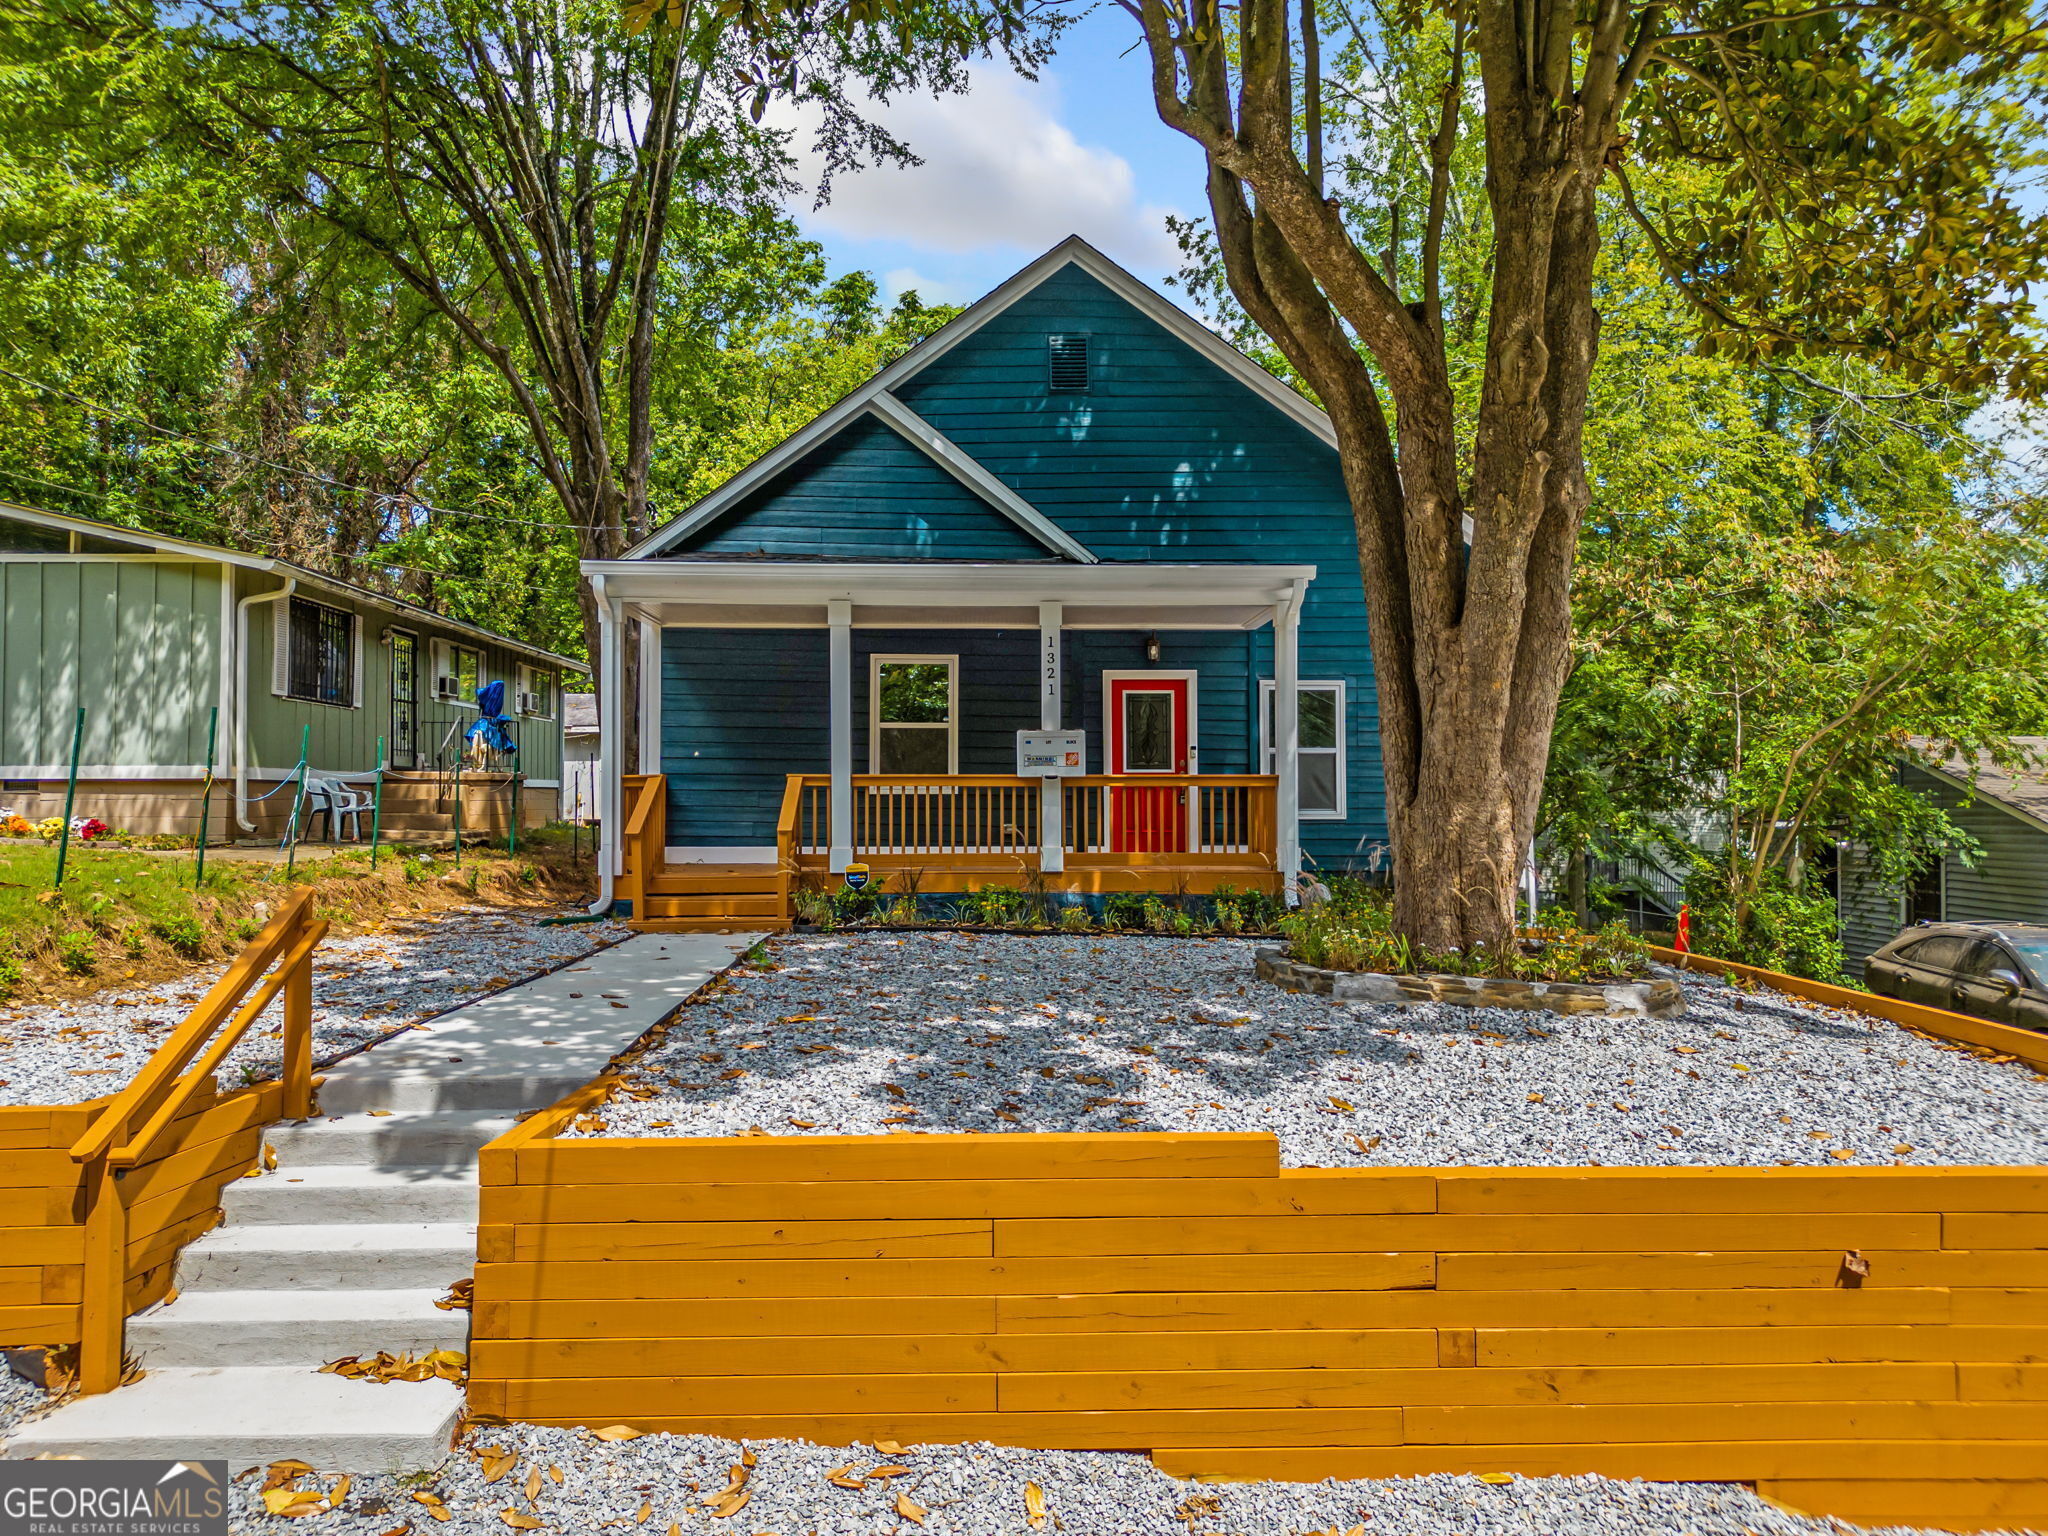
[8,929,763,1471]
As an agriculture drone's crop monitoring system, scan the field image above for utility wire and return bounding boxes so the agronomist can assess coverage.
[0,364,623,534]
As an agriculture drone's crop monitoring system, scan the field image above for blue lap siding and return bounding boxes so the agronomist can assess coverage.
[656,254,1384,871]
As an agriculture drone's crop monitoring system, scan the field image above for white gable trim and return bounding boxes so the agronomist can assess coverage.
[641,393,1095,564]
[628,236,1337,559]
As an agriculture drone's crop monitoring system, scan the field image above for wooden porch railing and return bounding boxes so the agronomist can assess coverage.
[780,773,1277,868]
[617,773,666,917]
[68,888,327,1394]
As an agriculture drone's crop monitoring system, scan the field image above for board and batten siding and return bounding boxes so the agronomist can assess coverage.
[240,573,566,786]
[1838,764,2048,966]
[0,559,224,770]
[660,261,1382,870]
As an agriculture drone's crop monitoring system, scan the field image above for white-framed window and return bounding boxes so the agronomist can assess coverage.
[517,663,556,719]
[1260,678,1346,819]
[431,639,484,707]
[869,653,958,773]
[273,596,360,708]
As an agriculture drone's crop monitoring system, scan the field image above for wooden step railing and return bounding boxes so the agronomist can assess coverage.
[67,888,328,1394]
[616,773,666,918]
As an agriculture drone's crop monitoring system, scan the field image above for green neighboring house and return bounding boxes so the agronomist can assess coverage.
[0,502,584,841]
[1837,737,2048,967]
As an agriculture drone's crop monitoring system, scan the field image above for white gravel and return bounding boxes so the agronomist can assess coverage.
[223,1427,2036,1535]
[0,1366,49,1451]
[0,909,632,1107]
[577,933,2048,1166]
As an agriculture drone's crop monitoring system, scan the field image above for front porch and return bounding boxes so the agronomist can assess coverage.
[587,560,1317,931]
[615,770,1282,927]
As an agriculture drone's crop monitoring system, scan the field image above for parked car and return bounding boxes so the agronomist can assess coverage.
[1864,922,2048,1033]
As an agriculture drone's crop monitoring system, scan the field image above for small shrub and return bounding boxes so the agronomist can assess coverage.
[1057,904,1092,933]
[402,856,432,885]
[56,931,96,975]
[1213,899,1243,934]
[1277,886,1647,982]
[149,915,208,958]
[77,891,116,933]
[1103,894,1147,931]
[1141,896,1171,933]
[0,955,22,998]
[121,926,146,959]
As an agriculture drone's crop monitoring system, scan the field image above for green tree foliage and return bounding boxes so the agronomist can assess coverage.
[0,1,975,657]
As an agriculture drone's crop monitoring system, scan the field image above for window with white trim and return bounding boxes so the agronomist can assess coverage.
[430,639,483,707]
[517,664,556,719]
[273,596,359,708]
[870,654,957,773]
[1260,679,1346,819]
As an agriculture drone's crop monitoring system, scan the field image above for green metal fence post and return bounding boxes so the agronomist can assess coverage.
[195,706,218,888]
[53,706,84,888]
[370,735,385,868]
[453,746,464,867]
[283,725,311,880]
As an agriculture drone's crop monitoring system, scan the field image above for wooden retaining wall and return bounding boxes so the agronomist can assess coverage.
[473,1107,2048,1533]
[0,1080,283,1356]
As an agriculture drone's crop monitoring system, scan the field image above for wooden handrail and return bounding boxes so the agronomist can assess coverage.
[68,886,327,1395]
[782,773,1281,788]
[623,777,661,838]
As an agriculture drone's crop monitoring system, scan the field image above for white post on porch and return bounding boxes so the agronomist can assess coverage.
[1038,600,1064,874]
[828,598,853,874]
[1274,581,1305,902]
[597,585,626,882]
[636,617,661,774]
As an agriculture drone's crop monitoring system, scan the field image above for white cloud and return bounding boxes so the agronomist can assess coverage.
[775,69,1183,275]
[880,268,972,307]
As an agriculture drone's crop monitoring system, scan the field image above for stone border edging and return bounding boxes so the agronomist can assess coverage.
[1255,946,1685,1018]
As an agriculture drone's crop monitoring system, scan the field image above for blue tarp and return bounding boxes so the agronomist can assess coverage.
[467,679,517,755]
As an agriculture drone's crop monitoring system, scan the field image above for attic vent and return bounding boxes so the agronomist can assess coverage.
[1047,334,1090,393]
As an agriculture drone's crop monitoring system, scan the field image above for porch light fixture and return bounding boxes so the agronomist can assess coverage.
[1145,633,1161,664]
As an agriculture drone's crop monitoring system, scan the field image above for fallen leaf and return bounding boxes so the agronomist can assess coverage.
[479,1449,518,1484]
[263,1460,315,1492]
[262,1488,327,1516]
[368,1109,393,1117]
[499,1510,543,1529]
[867,1465,911,1479]
[707,1488,750,1518]
[1025,1480,1047,1529]
[547,1466,563,1485]
[262,1143,279,1171]
[413,1492,452,1522]
[1526,1092,1544,1104]
[826,1466,865,1490]
[873,1439,903,1455]
[525,1466,542,1502]
[1327,1096,1354,1111]
[635,1501,652,1523]
[593,1425,644,1441]
[1477,1472,1514,1485]
[895,1490,930,1526]
[375,1525,413,1536]
[330,1474,351,1508]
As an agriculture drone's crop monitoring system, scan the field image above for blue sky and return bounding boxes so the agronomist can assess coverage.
[778,11,1211,307]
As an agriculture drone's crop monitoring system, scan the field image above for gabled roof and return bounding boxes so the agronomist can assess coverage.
[628,235,1338,561]
[1906,736,2048,838]
[0,500,586,673]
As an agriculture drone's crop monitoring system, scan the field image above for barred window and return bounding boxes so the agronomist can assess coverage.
[283,598,356,707]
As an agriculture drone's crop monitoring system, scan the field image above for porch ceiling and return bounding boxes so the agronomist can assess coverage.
[582,560,1316,631]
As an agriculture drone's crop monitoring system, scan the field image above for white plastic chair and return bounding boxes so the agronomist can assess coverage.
[305,777,370,842]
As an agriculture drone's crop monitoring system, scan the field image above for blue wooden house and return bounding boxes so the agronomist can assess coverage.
[585,238,1382,926]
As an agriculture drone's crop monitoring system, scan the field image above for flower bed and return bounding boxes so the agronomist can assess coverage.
[1254,945,1685,1018]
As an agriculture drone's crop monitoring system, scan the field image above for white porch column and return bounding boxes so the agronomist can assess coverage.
[1038,601,1064,874]
[1274,583,1305,902]
[636,617,661,775]
[597,587,627,884]
[828,598,854,874]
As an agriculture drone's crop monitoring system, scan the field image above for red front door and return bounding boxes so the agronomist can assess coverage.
[1107,675,1192,852]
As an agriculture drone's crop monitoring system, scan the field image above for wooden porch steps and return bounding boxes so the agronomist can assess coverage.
[632,861,788,931]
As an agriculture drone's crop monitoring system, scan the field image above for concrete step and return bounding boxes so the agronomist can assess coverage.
[316,1070,584,1115]
[223,1166,480,1225]
[177,1222,476,1292]
[265,1108,520,1167]
[128,1288,469,1367]
[2,1366,462,1473]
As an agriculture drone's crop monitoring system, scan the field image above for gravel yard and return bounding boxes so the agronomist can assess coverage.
[582,932,2048,1166]
[225,1427,2029,1535]
[0,1367,48,1451]
[0,908,631,1108]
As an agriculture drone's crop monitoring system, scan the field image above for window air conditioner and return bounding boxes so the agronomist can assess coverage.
[517,691,541,715]
[435,676,461,700]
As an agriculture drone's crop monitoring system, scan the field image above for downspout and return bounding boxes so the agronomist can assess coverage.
[234,577,295,831]
[584,575,619,915]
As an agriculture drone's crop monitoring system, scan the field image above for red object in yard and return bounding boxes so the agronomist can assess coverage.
[1675,903,1692,954]
[1105,675,1192,853]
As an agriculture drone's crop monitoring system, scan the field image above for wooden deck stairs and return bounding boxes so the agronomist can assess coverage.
[630,862,788,933]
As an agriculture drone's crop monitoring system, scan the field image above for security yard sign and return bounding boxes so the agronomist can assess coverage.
[843,862,870,891]
[1016,730,1086,776]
